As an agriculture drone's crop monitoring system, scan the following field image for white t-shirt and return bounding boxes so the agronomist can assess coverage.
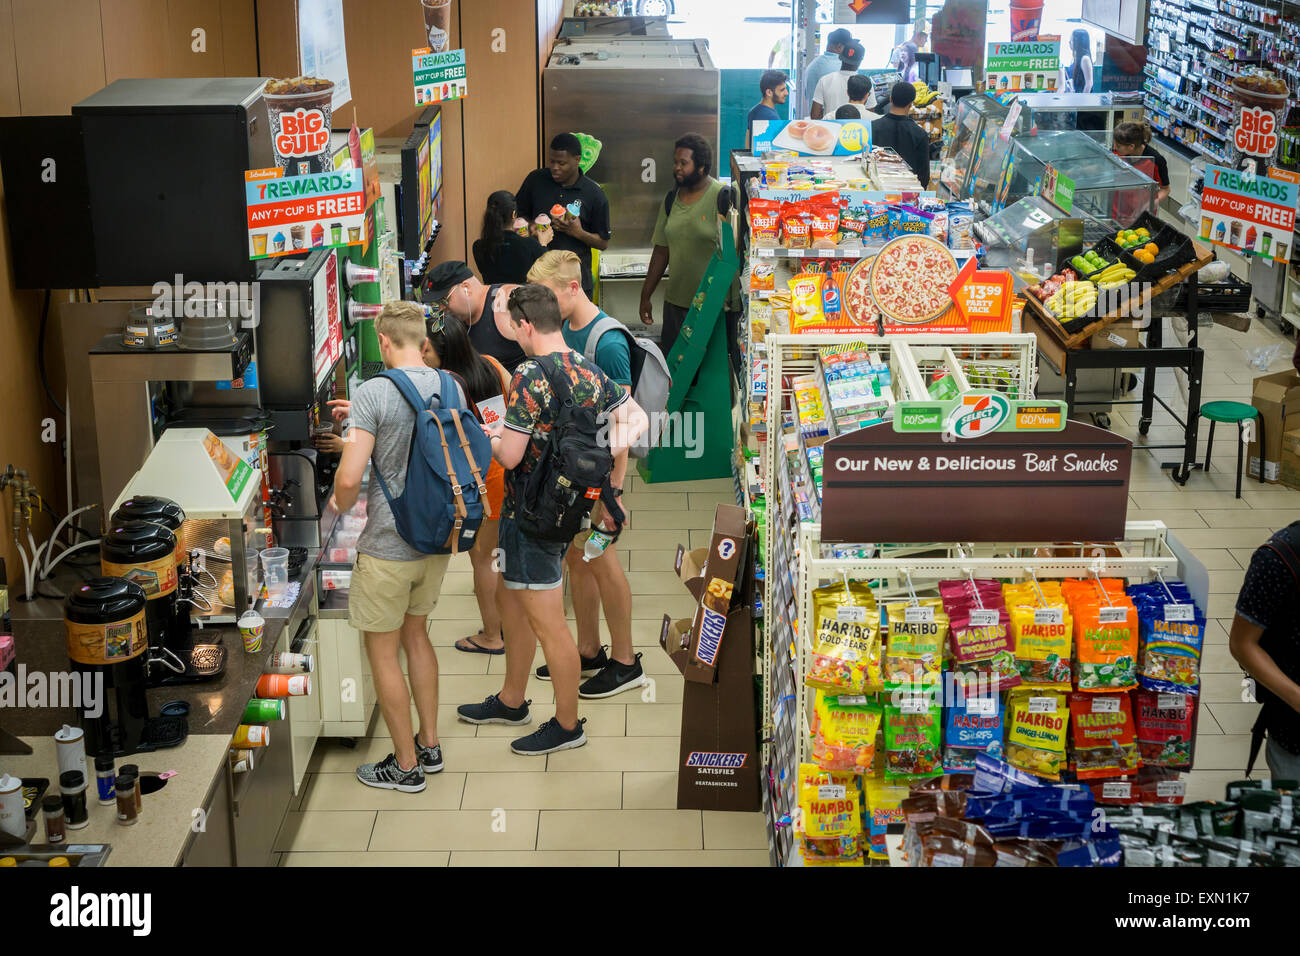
[812,70,859,117]
[836,102,882,122]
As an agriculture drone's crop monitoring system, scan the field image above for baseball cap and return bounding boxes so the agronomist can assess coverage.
[827,27,852,48]
[425,261,475,301]
[840,41,864,69]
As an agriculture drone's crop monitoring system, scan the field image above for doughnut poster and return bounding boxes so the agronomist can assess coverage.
[751,119,871,157]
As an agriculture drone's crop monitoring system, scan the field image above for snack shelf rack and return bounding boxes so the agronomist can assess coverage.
[763,519,1187,866]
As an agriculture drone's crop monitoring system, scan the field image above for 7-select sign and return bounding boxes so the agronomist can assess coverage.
[894,394,1068,435]
[413,47,467,106]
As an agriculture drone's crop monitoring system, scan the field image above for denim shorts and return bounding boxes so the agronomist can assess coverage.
[498,515,568,591]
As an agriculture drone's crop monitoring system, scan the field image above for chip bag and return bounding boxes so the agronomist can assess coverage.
[863,774,909,861]
[1006,600,1073,690]
[1128,583,1205,695]
[1070,593,1138,692]
[789,271,828,332]
[943,684,1005,773]
[748,198,781,246]
[887,203,932,239]
[807,582,881,695]
[883,694,943,780]
[1068,691,1141,779]
[779,203,813,248]
[883,599,947,690]
[1005,688,1068,780]
[808,204,841,248]
[798,763,862,840]
[812,692,883,773]
[1132,688,1198,770]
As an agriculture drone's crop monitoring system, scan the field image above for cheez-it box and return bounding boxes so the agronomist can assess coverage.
[674,504,747,685]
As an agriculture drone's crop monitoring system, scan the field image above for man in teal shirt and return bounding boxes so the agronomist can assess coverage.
[525,250,645,701]
[802,27,852,118]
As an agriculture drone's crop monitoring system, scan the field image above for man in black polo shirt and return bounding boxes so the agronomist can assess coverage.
[515,133,611,298]
[871,82,931,189]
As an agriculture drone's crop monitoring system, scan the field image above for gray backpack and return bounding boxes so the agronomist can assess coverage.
[581,314,670,459]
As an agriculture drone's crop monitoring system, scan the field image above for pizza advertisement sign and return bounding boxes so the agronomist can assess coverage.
[947,257,1015,332]
[868,237,1014,335]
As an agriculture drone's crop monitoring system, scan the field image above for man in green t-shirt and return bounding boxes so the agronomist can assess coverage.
[639,133,740,375]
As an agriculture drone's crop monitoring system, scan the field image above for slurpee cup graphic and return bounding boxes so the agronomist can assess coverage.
[1009,0,1044,40]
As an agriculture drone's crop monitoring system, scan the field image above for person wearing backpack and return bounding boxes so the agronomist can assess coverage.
[329,301,485,792]
[527,250,645,697]
[458,284,649,755]
[1229,521,1300,780]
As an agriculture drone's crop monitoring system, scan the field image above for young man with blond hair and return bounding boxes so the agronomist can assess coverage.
[330,300,465,791]
[526,251,644,698]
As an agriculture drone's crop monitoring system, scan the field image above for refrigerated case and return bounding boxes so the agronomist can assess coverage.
[1017,93,1144,141]
[542,37,719,255]
[991,131,1158,241]
[939,94,1029,206]
[976,194,1084,276]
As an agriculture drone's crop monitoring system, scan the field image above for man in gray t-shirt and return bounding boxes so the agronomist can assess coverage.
[329,301,464,795]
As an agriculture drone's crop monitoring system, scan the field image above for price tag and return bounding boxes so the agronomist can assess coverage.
[1034,607,1064,626]
[1157,780,1186,798]
[1091,696,1121,713]
[905,605,936,625]
[757,247,775,257]
[969,608,1001,626]
[1099,606,1128,624]
[837,605,868,624]
[1165,603,1195,622]
[818,784,846,799]
[1158,693,1186,710]
[900,695,929,714]
[967,696,997,715]
[838,695,868,705]
[789,249,806,258]
[1102,781,1133,799]
[1028,696,1057,714]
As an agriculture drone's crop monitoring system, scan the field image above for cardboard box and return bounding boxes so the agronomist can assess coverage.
[1248,370,1300,483]
[1281,427,1300,491]
[1090,323,1141,350]
[675,505,748,685]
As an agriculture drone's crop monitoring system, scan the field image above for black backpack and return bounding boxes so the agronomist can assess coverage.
[515,354,625,543]
[1246,521,1300,775]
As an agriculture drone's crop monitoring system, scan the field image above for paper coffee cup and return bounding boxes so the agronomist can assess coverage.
[238,610,265,653]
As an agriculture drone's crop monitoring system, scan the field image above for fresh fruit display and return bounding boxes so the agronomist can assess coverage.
[1070,250,1112,276]
[1093,262,1137,290]
[1043,280,1098,319]
[1116,227,1153,251]
[1025,267,1079,302]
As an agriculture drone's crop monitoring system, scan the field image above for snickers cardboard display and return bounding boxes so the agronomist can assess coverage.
[659,504,760,811]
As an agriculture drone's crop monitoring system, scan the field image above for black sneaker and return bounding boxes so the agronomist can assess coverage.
[456,694,532,725]
[510,717,588,756]
[414,736,444,774]
[356,753,425,793]
[579,653,646,699]
[536,645,609,681]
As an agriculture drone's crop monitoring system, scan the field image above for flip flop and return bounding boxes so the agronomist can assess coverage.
[455,634,505,655]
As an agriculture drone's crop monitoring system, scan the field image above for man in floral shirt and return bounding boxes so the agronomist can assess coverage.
[457,284,647,756]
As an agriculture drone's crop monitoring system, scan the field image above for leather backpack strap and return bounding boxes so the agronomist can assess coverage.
[429,414,467,554]
[448,411,491,517]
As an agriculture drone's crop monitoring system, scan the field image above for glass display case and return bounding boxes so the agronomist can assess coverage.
[1016,93,1144,144]
[975,195,1084,278]
[939,95,1029,203]
[990,131,1158,241]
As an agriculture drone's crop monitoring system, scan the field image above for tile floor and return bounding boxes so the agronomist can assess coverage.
[276,319,1300,868]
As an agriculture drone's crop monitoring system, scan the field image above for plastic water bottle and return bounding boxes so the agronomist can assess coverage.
[583,528,613,562]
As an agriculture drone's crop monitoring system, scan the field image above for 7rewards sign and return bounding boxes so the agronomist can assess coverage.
[895,393,1068,437]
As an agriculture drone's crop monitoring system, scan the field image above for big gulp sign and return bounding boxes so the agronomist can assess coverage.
[1236,107,1279,160]
[275,108,330,160]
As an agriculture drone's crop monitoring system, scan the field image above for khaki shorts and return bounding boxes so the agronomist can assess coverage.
[349,552,451,633]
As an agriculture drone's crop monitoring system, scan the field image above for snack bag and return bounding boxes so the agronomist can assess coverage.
[798,763,862,840]
[808,204,841,248]
[887,203,932,239]
[863,201,891,239]
[943,683,1005,773]
[1071,595,1138,692]
[883,694,943,780]
[779,204,813,248]
[812,692,883,773]
[948,202,974,250]
[1007,601,1073,690]
[883,599,947,690]
[799,829,864,866]
[1132,688,1198,770]
[749,260,776,293]
[1005,688,1068,780]
[863,774,909,861]
[806,582,881,695]
[1129,584,1205,695]
[748,198,781,246]
[788,271,828,332]
[948,608,1020,689]
[838,212,867,244]
[1068,691,1141,779]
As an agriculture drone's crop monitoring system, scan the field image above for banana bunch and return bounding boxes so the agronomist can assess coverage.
[1045,280,1098,319]
[914,81,941,106]
[1092,262,1137,291]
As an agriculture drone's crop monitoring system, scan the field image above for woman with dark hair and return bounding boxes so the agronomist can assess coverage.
[471,189,545,285]
[1062,28,1094,93]
[421,308,514,655]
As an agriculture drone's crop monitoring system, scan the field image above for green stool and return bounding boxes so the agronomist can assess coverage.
[1200,401,1262,499]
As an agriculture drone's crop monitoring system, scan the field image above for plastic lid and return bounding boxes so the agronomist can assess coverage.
[48,857,71,867]
[94,755,115,771]
[59,770,85,789]
[119,764,139,777]
[113,775,135,791]
[64,577,148,623]
[42,794,64,811]
[100,519,177,563]
[112,496,185,529]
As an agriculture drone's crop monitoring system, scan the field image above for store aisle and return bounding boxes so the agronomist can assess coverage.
[276,475,770,867]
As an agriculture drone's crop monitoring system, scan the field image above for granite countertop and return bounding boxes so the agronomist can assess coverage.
[2,735,233,866]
